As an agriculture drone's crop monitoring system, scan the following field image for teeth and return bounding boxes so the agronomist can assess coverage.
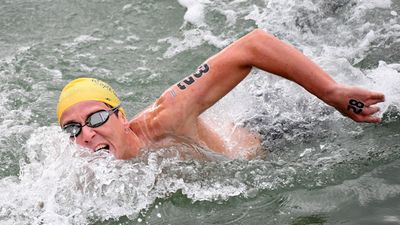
[95,144,109,152]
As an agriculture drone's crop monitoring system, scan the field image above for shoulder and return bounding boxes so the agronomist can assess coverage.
[152,87,198,133]
[129,87,197,139]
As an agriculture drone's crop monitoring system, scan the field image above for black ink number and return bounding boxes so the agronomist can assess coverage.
[177,63,210,90]
[193,64,209,78]
[177,83,186,90]
[183,76,195,85]
[347,99,364,114]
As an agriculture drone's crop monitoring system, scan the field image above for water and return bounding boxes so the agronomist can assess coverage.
[0,0,399,224]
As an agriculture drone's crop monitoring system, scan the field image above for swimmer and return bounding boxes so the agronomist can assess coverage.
[57,29,385,160]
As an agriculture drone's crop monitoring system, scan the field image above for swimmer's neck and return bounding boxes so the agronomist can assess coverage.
[128,115,169,149]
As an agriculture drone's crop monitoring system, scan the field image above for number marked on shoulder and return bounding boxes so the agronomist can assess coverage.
[177,63,209,90]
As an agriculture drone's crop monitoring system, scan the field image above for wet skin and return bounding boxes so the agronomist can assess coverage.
[59,29,385,159]
[60,100,261,160]
[60,101,142,159]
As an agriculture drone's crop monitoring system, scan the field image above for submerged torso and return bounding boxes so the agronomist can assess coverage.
[129,107,263,160]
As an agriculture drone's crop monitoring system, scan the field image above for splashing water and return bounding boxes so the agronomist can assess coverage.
[0,0,399,224]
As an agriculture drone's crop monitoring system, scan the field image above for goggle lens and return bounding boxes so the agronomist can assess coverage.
[63,123,81,137]
[87,111,109,128]
[62,105,119,138]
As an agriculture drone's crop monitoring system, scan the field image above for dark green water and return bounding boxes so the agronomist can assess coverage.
[0,0,400,224]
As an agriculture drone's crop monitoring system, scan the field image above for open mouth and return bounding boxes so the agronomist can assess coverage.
[95,144,110,153]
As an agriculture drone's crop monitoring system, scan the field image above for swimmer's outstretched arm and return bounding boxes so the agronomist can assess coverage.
[157,29,385,132]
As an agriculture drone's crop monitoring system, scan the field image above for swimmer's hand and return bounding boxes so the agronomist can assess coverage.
[325,84,385,123]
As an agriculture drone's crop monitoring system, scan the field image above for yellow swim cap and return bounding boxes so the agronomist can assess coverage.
[56,77,126,124]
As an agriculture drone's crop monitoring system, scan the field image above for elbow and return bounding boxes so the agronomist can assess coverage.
[240,28,276,65]
[249,28,267,36]
[247,28,275,41]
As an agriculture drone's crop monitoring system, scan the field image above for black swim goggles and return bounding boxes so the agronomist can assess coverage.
[62,105,120,138]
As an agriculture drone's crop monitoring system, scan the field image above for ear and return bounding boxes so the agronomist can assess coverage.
[117,112,132,133]
[117,111,128,123]
[122,117,132,134]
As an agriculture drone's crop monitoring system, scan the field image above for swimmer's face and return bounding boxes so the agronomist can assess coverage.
[60,100,137,159]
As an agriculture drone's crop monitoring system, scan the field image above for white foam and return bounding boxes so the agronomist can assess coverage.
[359,0,392,9]
[44,67,62,79]
[0,127,160,223]
[79,63,95,72]
[112,39,124,44]
[16,46,32,54]
[218,9,237,26]
[161,0,250,57]
[0,122,388,224]
[365,61,400,113]
[73,35,101,44]
[358,30,376,49]
[62,35,101,48]
[159,29,231,58]
[126,35,140,42]
[1,0,399,223]
[177,0,208,26]
[384,216,400,222]
[122,4,132,11]
[0,127,258,224]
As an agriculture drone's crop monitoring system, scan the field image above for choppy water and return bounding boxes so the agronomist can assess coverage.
[0,0,400,224]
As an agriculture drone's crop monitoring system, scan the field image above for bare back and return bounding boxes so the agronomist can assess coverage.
[128,103,262,159]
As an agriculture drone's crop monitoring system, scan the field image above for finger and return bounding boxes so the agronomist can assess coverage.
[349,110,382,123]
[361,116,382,123]
[365,92,385,105]
[365,97,385,106]
[361,106,380,116]
[370,91,385,100]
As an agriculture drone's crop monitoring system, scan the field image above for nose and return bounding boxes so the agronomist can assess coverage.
[79,125,96,145]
